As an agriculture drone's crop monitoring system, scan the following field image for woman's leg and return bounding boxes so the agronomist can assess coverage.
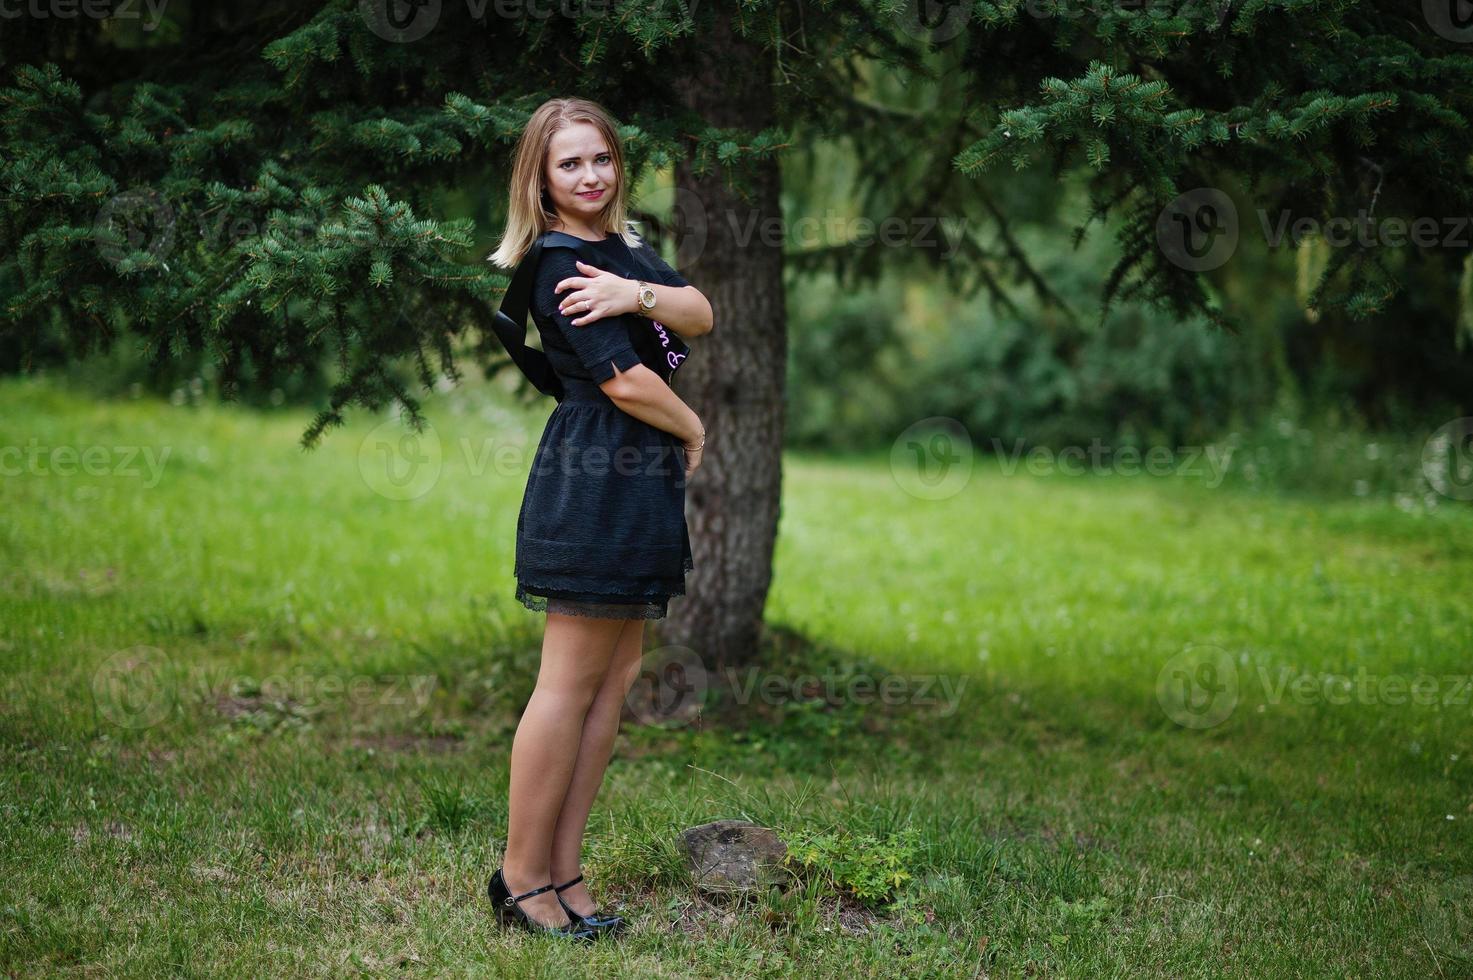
[549,616,647,916]
[502,611,626,927]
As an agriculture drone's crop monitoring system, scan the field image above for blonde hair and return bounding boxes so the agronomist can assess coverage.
[487,97,644,269]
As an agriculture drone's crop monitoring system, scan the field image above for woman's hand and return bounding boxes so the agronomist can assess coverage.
[682,440,703,480]
[682,426,705,479]
[556,260,636,326]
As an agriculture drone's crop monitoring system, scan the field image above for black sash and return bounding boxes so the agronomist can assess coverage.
[491,231,692,403]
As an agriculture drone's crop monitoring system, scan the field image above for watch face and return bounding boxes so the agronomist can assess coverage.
[639,287,656,309]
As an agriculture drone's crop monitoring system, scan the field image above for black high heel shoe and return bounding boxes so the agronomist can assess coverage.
[553,873,627,937]
[487,868,598,941]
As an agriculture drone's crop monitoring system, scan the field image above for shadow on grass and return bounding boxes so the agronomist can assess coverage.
[619,621,977,774]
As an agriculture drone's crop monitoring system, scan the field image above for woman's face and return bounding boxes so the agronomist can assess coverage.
[544,122,617,230]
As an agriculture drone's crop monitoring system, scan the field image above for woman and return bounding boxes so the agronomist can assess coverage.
[483,97,713,941]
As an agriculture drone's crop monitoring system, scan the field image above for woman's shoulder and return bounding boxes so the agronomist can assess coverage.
[533,237,581,275]
[530,243,581,315]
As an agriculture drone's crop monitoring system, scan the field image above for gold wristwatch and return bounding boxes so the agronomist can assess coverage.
[635,280,657,316]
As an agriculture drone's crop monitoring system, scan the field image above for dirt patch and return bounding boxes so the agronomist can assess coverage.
[348,733,465,754]
[829,893,895,935]
[115,745,181,769]
[34,565,121,598]
[72,819,136,845]
[666,892,742,936]
[212,692,312,723]
[663,886,898,938]
[189,860,241,885]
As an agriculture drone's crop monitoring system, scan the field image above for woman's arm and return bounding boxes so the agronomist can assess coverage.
[558,259,714,340]
[598,361,704,447]
[635,282,713,340]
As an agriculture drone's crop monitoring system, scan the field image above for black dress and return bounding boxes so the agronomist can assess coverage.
[513,231,694,620]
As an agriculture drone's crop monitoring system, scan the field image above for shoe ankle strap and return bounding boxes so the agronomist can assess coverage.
[509,880,557,903]
[553,874,584,892]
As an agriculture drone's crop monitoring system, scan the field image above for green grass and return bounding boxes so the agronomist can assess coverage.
[2,373,1471,978]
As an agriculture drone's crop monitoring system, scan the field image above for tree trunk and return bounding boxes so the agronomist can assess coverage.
[657,12,787,670]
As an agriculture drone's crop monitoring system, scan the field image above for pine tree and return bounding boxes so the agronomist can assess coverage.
[3,0,1471,667]
[953,0,1473,329]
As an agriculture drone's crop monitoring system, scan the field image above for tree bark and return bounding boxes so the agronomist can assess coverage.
[657,11,788,670]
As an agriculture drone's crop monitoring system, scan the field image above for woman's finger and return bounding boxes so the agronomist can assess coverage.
[570,298,607,324]
[558,290,593,315]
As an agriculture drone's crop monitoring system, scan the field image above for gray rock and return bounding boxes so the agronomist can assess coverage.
[678,820,788,893]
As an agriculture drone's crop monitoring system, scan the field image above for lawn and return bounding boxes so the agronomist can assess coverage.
[2,374,1471,977]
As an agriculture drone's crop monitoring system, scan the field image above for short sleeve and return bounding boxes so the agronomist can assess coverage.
[633,239,690,287]
[532,247,642,384]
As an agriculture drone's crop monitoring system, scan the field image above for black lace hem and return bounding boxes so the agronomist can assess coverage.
[515,555,694,620]
[517,590,669,619]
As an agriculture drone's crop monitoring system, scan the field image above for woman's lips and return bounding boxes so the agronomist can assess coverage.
[576,189,605,200]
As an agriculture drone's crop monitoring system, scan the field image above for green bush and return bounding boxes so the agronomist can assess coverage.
[784,272,1273,455]
[779,825,924,907]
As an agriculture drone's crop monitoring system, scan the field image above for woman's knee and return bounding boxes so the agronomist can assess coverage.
[532,667,607,712]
